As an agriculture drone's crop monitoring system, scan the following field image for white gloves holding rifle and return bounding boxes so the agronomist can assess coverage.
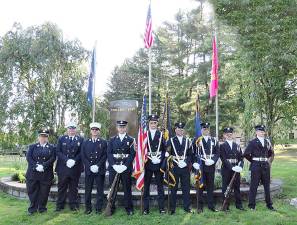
[66,159,75,168]
[178,160,187,168]
[205,159,215,166]
[232,166,242,173]
[193,163,200,170]
[151,157,161,164]
[90,165,99,173]
[36,164,44,172]
[113,164,127,173]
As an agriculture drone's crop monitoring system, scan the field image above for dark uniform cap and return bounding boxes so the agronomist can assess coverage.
[255,124,266,131]
[200,122,210,128]
[38,129,49,136]
[117,120,128,127]
[223,127,234,133]
[148,114,159,121]
[174,122,185,129]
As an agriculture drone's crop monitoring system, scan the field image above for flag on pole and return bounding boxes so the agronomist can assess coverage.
[209,36,219,98]
[87,47,96,105]
[133,95,148,190]
[194,95,204,188]
[161,92,172,142]
[144,2,154,49]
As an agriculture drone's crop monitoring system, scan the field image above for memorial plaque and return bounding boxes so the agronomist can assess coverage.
[109,100,138,138]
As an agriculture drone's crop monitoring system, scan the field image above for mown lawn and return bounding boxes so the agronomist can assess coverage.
[0,150,296,225]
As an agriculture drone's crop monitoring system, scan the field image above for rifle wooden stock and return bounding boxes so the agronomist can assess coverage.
[104,173,120,216]
[221,172,238,211]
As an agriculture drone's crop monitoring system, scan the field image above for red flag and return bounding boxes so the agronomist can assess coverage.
[133,95,148,190]
[210,36,219,98]
[144,3,154,49]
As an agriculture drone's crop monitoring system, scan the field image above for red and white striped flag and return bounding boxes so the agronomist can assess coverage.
[133,95,148,190]
[144,3,154,49]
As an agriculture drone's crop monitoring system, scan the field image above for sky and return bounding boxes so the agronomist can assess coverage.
[0,0,201,97]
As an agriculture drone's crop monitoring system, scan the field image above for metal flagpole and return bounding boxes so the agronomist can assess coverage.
[148,48,152,115]
[92,41,97,122]
[215,94,218,140]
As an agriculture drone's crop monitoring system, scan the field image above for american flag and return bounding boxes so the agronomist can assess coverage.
[144,3,153,49]
[133,95,148,190]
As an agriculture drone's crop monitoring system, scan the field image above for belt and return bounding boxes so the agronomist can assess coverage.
[148,152,161,157]
[252,157,268,162]
[113,153,129,159]
[227,159,238,163]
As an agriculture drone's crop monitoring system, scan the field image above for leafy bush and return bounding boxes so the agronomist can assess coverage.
[11,171,26,183]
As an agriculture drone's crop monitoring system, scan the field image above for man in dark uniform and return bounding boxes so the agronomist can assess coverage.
[143,114,166,215]
[55,121,84,211]
[168,122,193,215]
[220,127,244,211]
[107,120,136,215]
[244,125,276,211]
[25,129,56,215]
[193,122,219,213]
[81,122,107,214]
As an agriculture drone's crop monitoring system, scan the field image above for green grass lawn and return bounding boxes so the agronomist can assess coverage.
[0,151,296,225]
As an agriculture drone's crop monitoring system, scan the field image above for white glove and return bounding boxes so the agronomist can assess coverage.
[118,165,127,173]
[205,159,215,166]
[151,157,161,164]
[90,165,99,173]
[232,166,243,173]
[36,164,44,172]
[193,163,200,170]
[112,165,121,173]
[66,159,75,168]
[165,152,169,157]
[178,160,187,168]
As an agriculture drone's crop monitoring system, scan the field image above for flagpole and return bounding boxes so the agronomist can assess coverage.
[148,48,152,115]
[215,94,218,140]
[92,42,97,122]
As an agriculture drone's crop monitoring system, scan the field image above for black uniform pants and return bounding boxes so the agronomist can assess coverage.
[56,175,80,209]
[26,179,52,213]
[248,167,272,208]
[221,169,242,208]
[85,173,105,211]
[143,168,165,211]
[170,167,190,211]
[109,169,133,212]
[198,170,215,209]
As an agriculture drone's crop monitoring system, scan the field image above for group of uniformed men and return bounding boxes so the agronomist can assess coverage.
[25,114,276,215]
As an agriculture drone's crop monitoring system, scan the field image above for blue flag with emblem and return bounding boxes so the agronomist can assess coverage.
[87,47,96,105]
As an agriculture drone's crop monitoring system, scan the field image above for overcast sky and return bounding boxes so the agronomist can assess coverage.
[0,0,202,96]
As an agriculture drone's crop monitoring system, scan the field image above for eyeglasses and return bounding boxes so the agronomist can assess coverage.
[68,126,76,129]
[149,121,158,124]
[91,128,99,131]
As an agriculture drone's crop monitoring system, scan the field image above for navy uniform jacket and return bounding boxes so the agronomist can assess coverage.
[220,141,244,171]
[55,135,84,178]
[243,138,274,172]
[26,143,56,182]
[81,137,107,176]
[107,134,135,172]
[145,130,166,171]
[168,136,193,171]
[193,137,219,173]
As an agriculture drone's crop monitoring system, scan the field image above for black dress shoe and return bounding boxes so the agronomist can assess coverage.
[209,207,218,212]
[197,208,203,213]
[184,209,193,213]
[143,210,149,215]
[70,207,79,212]
[28,211,36,216]
[84,209,92,214]
[127,210,134,216]
[159,209,166,214]
[170,210,175,215]
[39,209,47,213]
[236,206,245,211]
[267,206,277,211]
